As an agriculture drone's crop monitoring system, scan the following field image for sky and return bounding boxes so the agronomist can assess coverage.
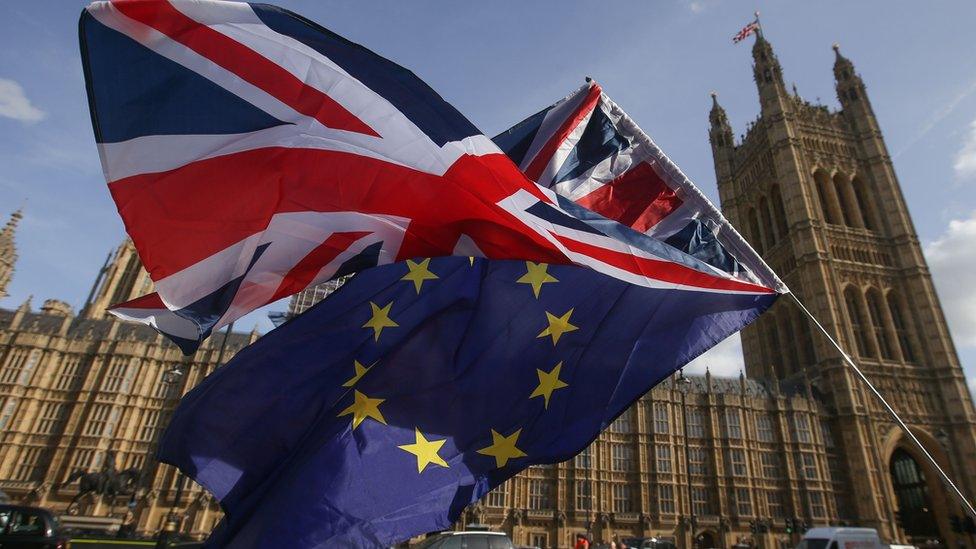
[1,1,975,392]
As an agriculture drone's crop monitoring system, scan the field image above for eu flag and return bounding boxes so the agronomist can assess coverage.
[159,257,774,547]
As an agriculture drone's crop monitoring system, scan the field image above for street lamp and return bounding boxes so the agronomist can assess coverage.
[677,370,696,549]
[155,365,187,549]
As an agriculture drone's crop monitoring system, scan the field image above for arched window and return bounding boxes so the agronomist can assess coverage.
[887,292,916,363]
[748,208,764,254]
[852,177,877,231]
[770,185,788,237]
[759,196,776,246]
[844,287,872,358]
[866,289,895,360]
[832,174,854,226]
[889,449,939,539]
[834,172,865,228]
[793,306,816,366]
[814,170,841,225]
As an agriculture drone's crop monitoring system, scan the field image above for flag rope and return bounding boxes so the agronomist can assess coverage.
[789,291,976,522]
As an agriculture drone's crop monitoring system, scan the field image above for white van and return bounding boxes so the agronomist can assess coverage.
[796,527,886,549]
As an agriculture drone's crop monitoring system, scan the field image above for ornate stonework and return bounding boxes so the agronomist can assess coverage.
[710,34,976,548]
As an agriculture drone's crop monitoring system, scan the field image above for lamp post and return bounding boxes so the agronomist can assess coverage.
[678,370,696,549]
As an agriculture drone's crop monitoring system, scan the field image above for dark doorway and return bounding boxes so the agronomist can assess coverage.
[695,531,718,549]
[889,448,940,540]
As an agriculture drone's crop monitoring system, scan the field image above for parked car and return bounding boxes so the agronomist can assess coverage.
[414,530,514,548]
[0,504,70,549]
[796,527,886,549]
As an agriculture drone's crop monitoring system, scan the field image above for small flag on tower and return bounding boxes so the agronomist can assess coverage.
[733,18,760,43]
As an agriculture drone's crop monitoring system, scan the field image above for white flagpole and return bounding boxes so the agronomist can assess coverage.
[788,292,976,522]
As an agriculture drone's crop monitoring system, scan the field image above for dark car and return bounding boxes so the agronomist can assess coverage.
[0,504,70,549]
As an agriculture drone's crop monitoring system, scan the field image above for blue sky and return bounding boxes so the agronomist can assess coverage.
[1,1,975,390]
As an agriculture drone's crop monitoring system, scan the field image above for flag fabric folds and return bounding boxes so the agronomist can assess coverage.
[493,80,774,287]
[80,0,775,353]
[159,256,776,548]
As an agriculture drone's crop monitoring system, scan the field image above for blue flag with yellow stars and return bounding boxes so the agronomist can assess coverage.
[158,257,775,548]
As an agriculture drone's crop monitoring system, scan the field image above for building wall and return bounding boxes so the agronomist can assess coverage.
[709,36,976,548]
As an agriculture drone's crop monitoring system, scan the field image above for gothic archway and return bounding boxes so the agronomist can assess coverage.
[695,530,718,549]
[889,448,939,540]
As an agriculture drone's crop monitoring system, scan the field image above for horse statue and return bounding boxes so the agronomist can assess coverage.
[58,451,144,513]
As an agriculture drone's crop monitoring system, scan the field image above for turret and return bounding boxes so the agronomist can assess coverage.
[708,92,736,201]
[751,33,789,116]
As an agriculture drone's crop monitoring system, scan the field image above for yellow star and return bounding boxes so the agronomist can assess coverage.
[337,390,387,430]
[401,258,438,293]
[537,308,578,345]
[342,360,376,388]
[398,428,449,473]
[517,262,558,298]
[476,428,527,468]
[363,301,398,341]
[529,361,569,409]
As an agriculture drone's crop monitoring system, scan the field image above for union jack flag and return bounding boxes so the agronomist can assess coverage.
[494,80,778,288]
[81,0,781,353]
[733,20,760,43]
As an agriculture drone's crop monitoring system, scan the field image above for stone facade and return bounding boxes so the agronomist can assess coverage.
[709,33,976,548]
[0,241,258,538]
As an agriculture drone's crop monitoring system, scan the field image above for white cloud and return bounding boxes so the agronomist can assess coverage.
[0,78,45,123]
[955,119,976,180]
[924,211,976,347]
[685,333,744,377]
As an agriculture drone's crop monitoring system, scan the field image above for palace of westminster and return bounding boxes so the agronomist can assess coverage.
[1,34,975,549]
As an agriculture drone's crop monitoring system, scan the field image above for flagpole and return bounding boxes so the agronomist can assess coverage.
[788,292,976,522]
[753,10,763,38]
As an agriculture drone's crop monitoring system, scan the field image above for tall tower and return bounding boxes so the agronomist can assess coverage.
[0,209,21,300]
[709,36,976,547]
[81,239,155,319]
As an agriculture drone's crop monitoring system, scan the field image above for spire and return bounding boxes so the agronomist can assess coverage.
[709,91,734,150]
[832,43,867,107]
[0,208,22,300]
[751,32,789,115]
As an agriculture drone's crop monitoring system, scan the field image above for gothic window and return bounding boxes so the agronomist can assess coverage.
[486,482,508,507]
[656,445,673,473]
[102,358,131,393]
[17,350,40,385]
[792,414,812,443]
[652,402,670,434]
[35,402,66,434]
[834,173,866,228]
[770,185,789,238]
[0,398,18,430]
[574,445,592,469]
[793,307,817,366]
[692,486,713,516]
[766,491,785,518]
[658,484,675,514]
[84,404,113,437]
[815,171,837,224]
[724,409,742,439]
[612,484,634,513]
[761,452,781,478]
[844,287,872,358]
[887,292,916,362]
[55,356,81,391]
[757,416,775,442]
[686,409,705,438]
[799,453,818,479]
[852,177,877,230]
[866,289,895,360]
[15,447,43,480]
[760,196,776,246]
[728,449,747,476]
[890,449,939,538]
[610,409,632,433]
[612,444,635,472]
[808,491,826,518]
[689,447,709,475]
[748,208,764,254]
[736,488,753,516]
[575,480,591,510]
[139,410,160,442]
[819,420,836,448]
[832,174,852,227]
[528,479,553,510]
